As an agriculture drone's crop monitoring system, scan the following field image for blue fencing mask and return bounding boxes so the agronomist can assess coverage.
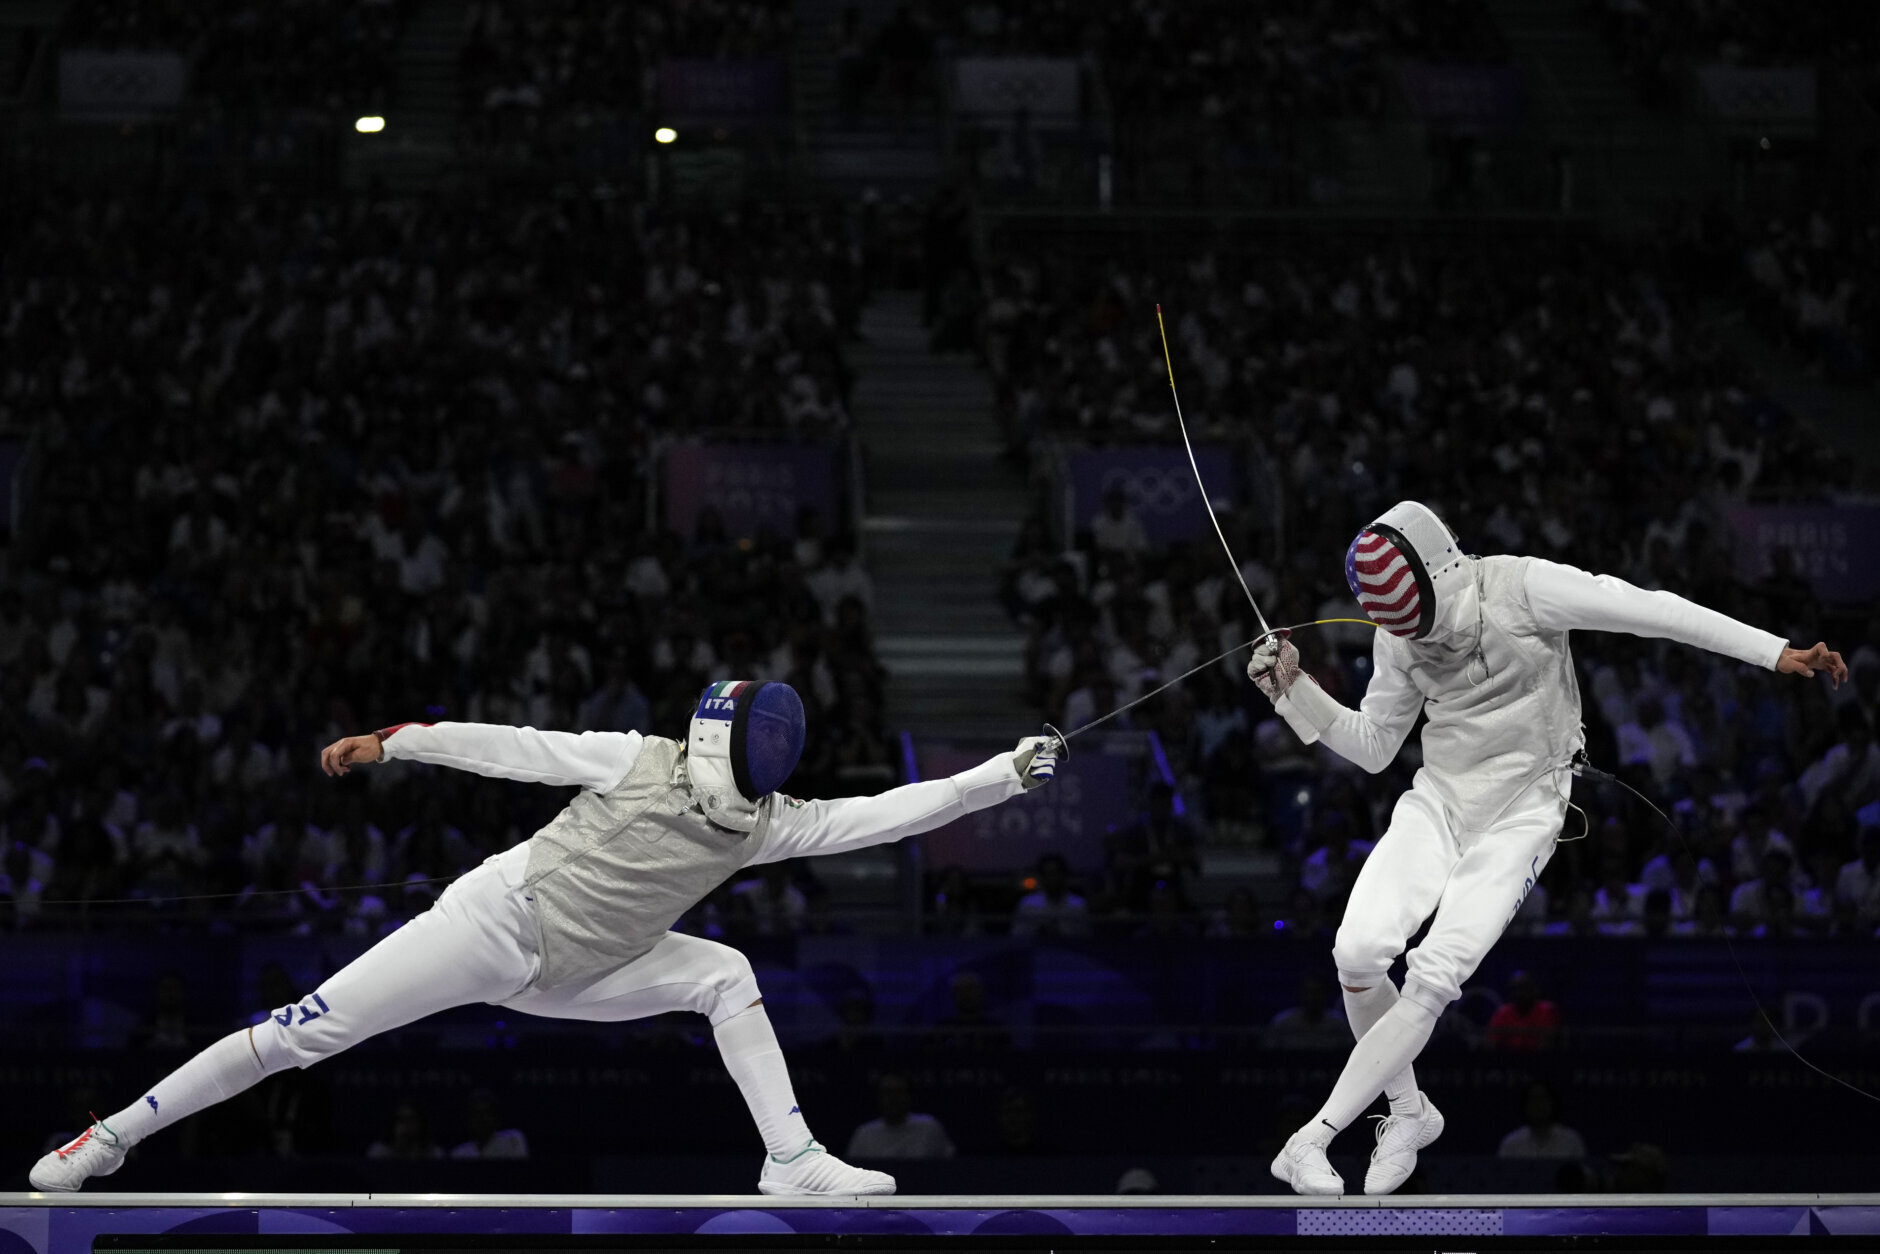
[687,680,807,831]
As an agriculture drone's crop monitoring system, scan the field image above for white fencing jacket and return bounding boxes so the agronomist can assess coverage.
[1276,556,1785,832]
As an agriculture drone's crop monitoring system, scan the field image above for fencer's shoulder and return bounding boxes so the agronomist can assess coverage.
[1369,624,1410,664]
[1476,554,1539,607]
[1476,552,1530,580]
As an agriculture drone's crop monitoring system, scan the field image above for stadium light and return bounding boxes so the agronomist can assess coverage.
[654,127,678,145]
[355,116,385,134]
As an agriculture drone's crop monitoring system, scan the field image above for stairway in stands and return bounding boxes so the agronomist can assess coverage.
[852,292,1033,750]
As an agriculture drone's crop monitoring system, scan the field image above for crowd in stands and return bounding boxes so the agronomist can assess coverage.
[61,0,409,115]
[977,230,1879,941]
[826,0,1505,205]
[458,0,794,155]
[927,0,1504,109]
[1591,0,1870,108]
[0,186,876,931]
[1739,206,1877,383]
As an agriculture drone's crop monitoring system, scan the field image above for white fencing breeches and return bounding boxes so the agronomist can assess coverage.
[255,848,762,1071]
[1332,770,1564,1015]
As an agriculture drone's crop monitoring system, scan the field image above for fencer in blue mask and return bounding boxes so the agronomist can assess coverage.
[34,681,1059,1197]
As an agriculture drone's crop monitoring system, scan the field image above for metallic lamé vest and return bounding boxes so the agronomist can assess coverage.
[1396,555,1585,831]
[521,735,769,988]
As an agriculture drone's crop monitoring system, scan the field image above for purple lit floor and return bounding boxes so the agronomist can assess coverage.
[3,1193,1878,1250]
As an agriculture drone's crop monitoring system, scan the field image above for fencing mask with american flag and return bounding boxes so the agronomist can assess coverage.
[1344,501,1465,641]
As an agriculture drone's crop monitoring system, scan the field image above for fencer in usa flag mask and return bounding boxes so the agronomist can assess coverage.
[1344,501,1467,641]
[687,680,807,832]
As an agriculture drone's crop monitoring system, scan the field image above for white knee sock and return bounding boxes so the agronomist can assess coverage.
[1339,974,1422,1117]
[714,1004,814,1159]
[1300,999,1437,1147]
[105,1029,274,1147]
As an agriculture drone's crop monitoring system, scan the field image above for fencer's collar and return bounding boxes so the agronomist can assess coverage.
[681,750,760,833]
[1417,554,1479,647]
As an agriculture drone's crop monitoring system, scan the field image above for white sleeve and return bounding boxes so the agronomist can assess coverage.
[378,721,642,791]
[747,752,1024,865]
[1271,630,1423,774]
[1523,558,1785,670]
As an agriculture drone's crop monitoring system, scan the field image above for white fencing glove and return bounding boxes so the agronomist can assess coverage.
[1012,734,1060,790]
[1246,630,1302,702]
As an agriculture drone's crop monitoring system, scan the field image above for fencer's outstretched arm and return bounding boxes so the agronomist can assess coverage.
[1522,559,1790,668]
[749,743,1047,865]
[1270,635,1424,773]
[322,722,643,791]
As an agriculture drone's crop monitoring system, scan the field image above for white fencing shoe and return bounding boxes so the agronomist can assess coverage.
[30,1120,127,1193]
[1364,1093,1445,1196]
[1270,1129,1344,1196]
[757,1141,895,1196]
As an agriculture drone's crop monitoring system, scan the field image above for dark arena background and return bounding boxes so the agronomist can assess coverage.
[3,0,1880,1249]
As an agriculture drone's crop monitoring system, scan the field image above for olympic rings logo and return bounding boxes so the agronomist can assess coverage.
[1099,465,1194,513]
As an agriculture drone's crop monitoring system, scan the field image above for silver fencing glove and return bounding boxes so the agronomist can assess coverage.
[1012,735,1060,789]
[1246,630,1301,702]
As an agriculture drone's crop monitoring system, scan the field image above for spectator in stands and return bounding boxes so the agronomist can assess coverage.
[1487,971,1561,1051]
[931,971,1012,1052]
[1264,975,1350,1052]
[1799,706,1880,815]
[1090,486,1150,559]
[1749,882,1800,939]
[1677,883,1733,938]
[1836,825,1880,927]
[731,862,810,937]
[1277,886,1334,942]
[1616,698,1697,789]
[846,1073,955,1159]
[1012,853,1090,939]
[0,838,51,928]
[1640,843,1711,919]
[807,537,875,626]
[1729,807,1795,885]
[1298,809,1373,904]
[1610,1143,1670,1193]
[1106,782,1200,917]
[450,1089,529,1159]
[1542,885,1600,939]
[1641,888,1675,940]
[1497,1083,1587,1160]
[832,989,886,1053]
[1116,1167,1159,1194]
[1134,878,1199,941]
[927,866,987,937]
[1591,846,1644,936]
[1730,847,1801,931]
[995,1087,1042,1154]
[366,1099,444,1159]
[1207,886,1261,938]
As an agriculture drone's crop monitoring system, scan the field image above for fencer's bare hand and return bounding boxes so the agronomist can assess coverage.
[1777,642,1847,687]
[321,733,384,776]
